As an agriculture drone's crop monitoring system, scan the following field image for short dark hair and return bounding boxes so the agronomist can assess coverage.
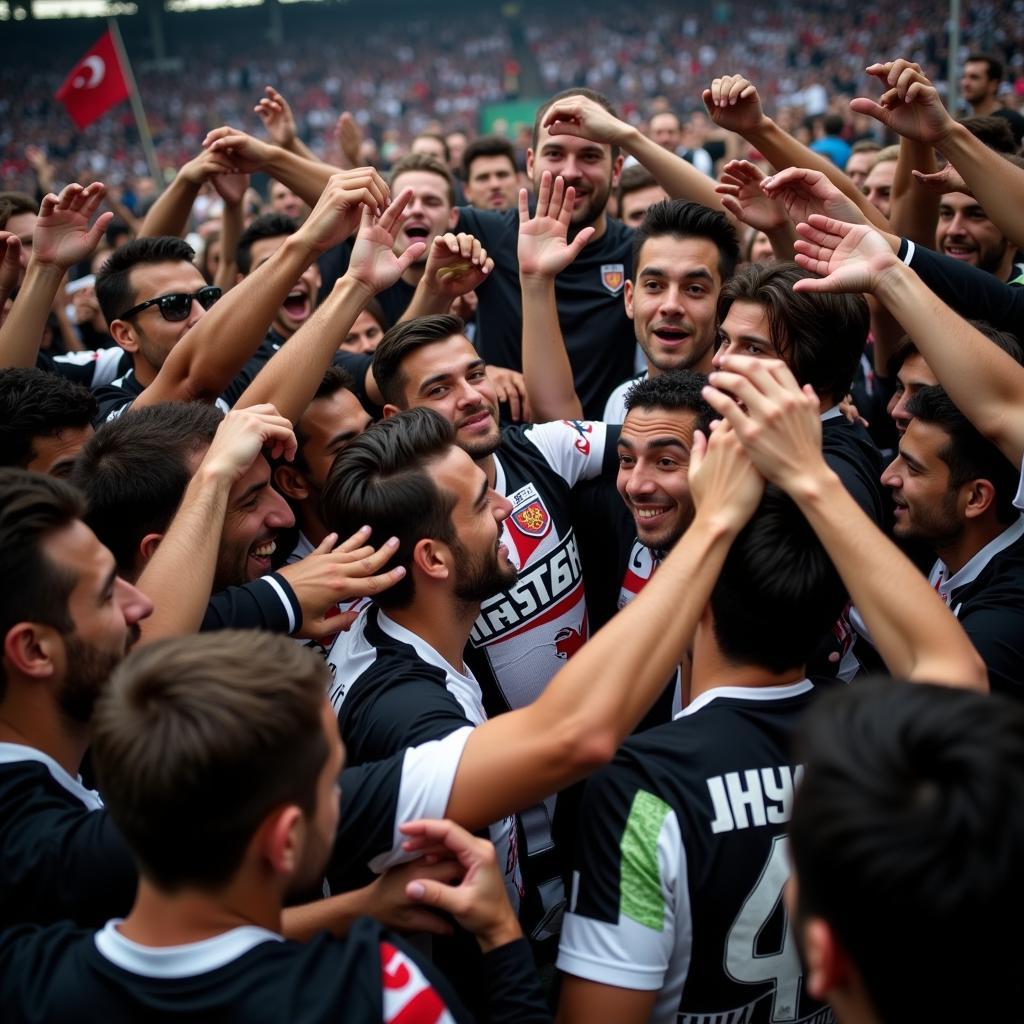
[624,369,714,433]
[791,678,1024,1021]
[850,139,882,155]
[888,320,1024,377]
[372,314,466,408]
[322,408,457,609]
[0,368,97,471]
[966,52,1004,82]
[709,486,846,674]
[236,213,299,275]
[462,135,517,181]
[389,153,456,207]
[93,631,329,891]
[0,192,36,230]
[533,88,622,162]
[959,115,1016,153]
[633,199,740,284]
[905,385,1019,524]
[0,470,84,698]
[71,402,222,577]
[718,262,869,403]
[96,236,196,326]
[822,114,845,136]
[413,132,451,163]
[617,164,658,206]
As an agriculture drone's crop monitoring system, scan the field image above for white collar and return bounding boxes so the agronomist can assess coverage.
[819,405,842,422]
[0,742,103,810]
[94,920,282,978]
[675,679,814,719]
[377,610,479,687]
[932,515,1024,598]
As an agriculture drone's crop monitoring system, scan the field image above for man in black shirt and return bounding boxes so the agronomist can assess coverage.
[960,53,1024,147]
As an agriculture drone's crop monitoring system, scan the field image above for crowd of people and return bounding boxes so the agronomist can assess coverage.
[3,15,1024,1023]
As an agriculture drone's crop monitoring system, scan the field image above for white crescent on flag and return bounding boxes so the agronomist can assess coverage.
[73,56,106,90]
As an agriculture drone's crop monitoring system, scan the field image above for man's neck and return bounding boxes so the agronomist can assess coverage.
[401,263,427,288]
[574,213,607,244]
[690,625,804,701]
[385,595,481,674]
[0,694,90,778]
[971,96,1000,116]
[132,356,157,389]
[937,515,1011,577]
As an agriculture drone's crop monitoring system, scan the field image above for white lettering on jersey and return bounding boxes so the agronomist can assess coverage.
[379,941,456,1023]
[707,765,804,834]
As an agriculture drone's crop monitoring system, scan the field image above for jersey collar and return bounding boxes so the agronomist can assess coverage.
[0,742,103,810]
[675,679,814,719]
[931,514,1024,599]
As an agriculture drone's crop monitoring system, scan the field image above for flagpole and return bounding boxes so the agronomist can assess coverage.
[106,17,162,184]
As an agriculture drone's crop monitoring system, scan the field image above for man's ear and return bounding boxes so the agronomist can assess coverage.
[801,916,853,1002]
[274,464,309,502]
[108,318,139,354]
[525,148,535,179]
[962,478,996,521]
[611,153,625,189]
[138,532,164,567]
[3,622,60,681]
[447,206,459,230]
[624,278,635,320]
[382,403,402,420]
[412,536,452,584]
[260,804,305,878]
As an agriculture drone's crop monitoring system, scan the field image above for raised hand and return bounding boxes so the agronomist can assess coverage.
[792,214,900,294]
[542,93,631,146]
[715,160,788,232]
[254,85,299,150]
[912,162,970,197]
[0,232,22,296]
[178,146,242,187]
[203,126,277,174]
[851,60,955,146]
[212,170,250,207]
[296,168,390,255]
[347,188,427,294]
[423,231,493,299]
[200,402,298,480]
[335,112,364,167]
[518,172,596,280]
[687,418,765,535]
[761,166,868,227]
[487,366,530,423]
[702,75,767,135]
[32,183,113,271]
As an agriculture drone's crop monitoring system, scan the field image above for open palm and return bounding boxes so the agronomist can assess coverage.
[34,183,112,270]
[793,216,897,294]
[348,189,425,294]
[518,172,594,279]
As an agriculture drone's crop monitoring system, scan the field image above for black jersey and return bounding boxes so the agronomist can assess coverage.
[557,681,835,1024]
[0,916,550,1024]
[455,207,636,418]
[820,409,886,527]
[37,346,129,388]
[0,744,136,928]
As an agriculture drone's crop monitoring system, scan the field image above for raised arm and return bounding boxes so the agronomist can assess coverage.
[138,149,241,240]
[212,171,248,294]
[706,353,987,689]
[518,173,594,421]
[254,85,320,164]
[399,230,494,323]
[714,159,796,259]
[446,423,765,831]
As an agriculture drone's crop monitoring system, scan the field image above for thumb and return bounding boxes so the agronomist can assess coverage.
[689,428,708,476]
[406,878,463,916]
[85,211,114,249]
[568,226,596,257]
[849,97,888,124]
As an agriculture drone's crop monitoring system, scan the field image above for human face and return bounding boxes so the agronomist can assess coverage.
[430,447,516,602]
[649,113,682,152]
[446,132,468,171]
[411,136,448,162]
[528,124,622,228]
[296,388,372,488]
[393,335,502,460]
[341,309,385,354]
[247,234,322,339]
[390,170,457,266]
[626,235,722,375]
[862,160,895,218]
[214,454,295,589]
[43,520,153,723]
[713,301,780,370]
[881,418,963,547]
[844,150,876,190]
[617,406,698,551]
[748,230,775,264]
[6,210,36,284]
[961,61,996,105]
[619,183,669,227]
[270,182,304,220]
[886,352,938,435]
[465,155,518,211]
[119,261,210,373]
[28,425,94,478]
[936,193,1009,275]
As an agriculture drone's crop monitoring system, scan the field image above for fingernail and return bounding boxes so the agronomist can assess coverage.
[408,882,425,899]
[386,536,399,547]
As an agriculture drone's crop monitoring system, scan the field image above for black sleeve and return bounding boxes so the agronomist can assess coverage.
[481,937,553,1023]
[900,238,1024,330]
[89,385,133,425]
[200,573,301,633]
[957,603,1024,700]
[331,350,378,417]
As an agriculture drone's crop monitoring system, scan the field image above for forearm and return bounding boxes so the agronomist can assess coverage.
[281,890,367,941]
[135,466,232,642]
[867,293,904,378]
[794,468,987,688]
[520,275,583,420]
[889,137,939,247]
[214,201,244,294]
[264,147,336,208]
[765,221,797,260]
[399,276,451,322]
[621,126,724,211]
[287,135,320,164]
[236,275,374,422]
[0,261,65,367]
[138,174,201,239]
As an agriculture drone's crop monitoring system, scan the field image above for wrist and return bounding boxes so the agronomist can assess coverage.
[335,272,376,303]
[786,463,842,510]
[873,257,914,305]
[687,507,744,547]
[474,912,523,953]
[193,461,239,497]
[519,270,558,289]
[744,115,776,145]
[26,257,67,279]
[618,122,645,153]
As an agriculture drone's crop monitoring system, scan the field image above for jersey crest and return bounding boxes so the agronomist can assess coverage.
[512,499,551,538]
[601,263,625,294]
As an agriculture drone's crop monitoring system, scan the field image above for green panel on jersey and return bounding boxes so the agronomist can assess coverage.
[619,789,672,931]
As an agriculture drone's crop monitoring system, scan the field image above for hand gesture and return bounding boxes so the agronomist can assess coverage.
[346,188,427,294]
[178,147,242,187]
[33,183,113,271]
[912,163,970,197]
[254,86,298,150]
[335,112,363,168]
[200,403,297,482]
[297,168,390,255]
[687,419,765,536]
[400,819,522,952]
[703,355,829,497]
[542,93,630,146]
[760,166,868,227]
[702,75,767,135]
[518,172,596,280]
[24,145,51,174]
[363,857,462,936]
[203,126,277,174]
[212,170,250,207]
[715,160,788,233]
[487,366,531,423]
[423,232,493,300]
[792,214,900,294]
[0,232,22,296]
[851,60,955,146]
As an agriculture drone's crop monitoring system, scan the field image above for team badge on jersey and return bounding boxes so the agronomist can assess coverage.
[601,263,625,295]
[513,499,551,538]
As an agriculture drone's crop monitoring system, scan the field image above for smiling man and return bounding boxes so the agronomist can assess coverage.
[935,191,1019,281]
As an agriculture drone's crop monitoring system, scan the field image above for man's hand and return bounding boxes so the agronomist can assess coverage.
[542,93,632,147]
[0,232,22,296]
[254,85,299,150]
[687,418,765,535]
[487,366,530,422]
[912,162,971,197]
[198,403,298,483]
[423,232,493,300]
[178,147,242,187]
[203,126,278,174]
[212,170,250,207]
[792,214,901,294]
[32,183,113,271]
[335,111,364,167]
[761,166,869,228]
[715,160,788,232]
[518,172,595,281]
[295,168,390,256]
[851,60,956,147]
[363,857,462,936]
[400,819,522,953]
[278,529,406,636]
[702,75,767,136]
[346,188,426,295]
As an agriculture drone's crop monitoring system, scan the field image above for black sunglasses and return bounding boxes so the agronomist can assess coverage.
[115,285,222,323]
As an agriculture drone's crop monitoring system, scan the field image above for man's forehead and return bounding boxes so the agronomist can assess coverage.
[621,406,697,443]
[129,259,204,293]
[941,192,989,217]
[637,235,720,278]
[249,234,289,266]
[535,122,611,158]
[392,170,450,201]
[404,336,479,377]
[899,353,937,385]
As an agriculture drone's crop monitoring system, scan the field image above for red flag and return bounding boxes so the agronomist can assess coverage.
[55,30,130,131]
